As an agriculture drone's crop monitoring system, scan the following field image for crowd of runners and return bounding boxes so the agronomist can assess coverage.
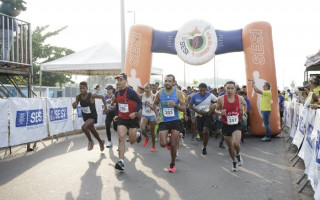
[72,72,301,173]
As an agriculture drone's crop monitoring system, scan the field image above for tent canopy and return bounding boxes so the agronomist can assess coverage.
[40,41,163,76]
[305,50,320,72]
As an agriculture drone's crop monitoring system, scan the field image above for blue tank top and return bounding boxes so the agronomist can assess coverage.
[160,88,180,122]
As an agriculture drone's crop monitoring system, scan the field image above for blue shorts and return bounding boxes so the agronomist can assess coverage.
[142,115,156,122]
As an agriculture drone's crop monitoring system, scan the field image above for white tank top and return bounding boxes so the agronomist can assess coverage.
[142,93,156,116]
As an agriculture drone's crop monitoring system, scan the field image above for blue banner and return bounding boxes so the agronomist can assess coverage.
[49,107,68,122]
[16,109,44,127]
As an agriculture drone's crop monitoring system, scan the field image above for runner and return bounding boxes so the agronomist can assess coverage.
[104,85,117,148]
[187,87,198,140]
[72,81,107,151]
[153,74,186,173]
[112,72,142,171]
[215,81,247,172]
[140,83,157,152]
[189,83,217,155]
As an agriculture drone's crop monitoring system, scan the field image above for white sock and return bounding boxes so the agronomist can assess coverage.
[119,159,124,164]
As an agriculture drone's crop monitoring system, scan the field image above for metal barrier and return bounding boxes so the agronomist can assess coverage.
[0,13,32,67]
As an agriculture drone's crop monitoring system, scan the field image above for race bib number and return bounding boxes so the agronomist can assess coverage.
[227,115,238,125]
[119,103,129,113]
[163,107,174,117]
[81,106,91,114]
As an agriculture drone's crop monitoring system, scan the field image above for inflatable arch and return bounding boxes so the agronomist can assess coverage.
[124,20,281,136]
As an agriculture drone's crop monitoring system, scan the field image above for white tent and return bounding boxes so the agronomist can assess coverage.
[40,41,163,76]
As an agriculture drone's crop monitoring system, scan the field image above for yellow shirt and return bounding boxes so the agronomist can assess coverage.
[178,95,186,119]
[260,90,272,111]
[311,86,320,105]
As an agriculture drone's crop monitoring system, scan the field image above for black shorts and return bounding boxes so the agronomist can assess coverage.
[117,118,139,129]
[159,120,182,132]
[196,116,211,132]
[222,122,242,137]
[83,116,97,124]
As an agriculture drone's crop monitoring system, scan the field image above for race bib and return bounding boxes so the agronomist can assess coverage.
[199,105,210,112]
[81,106,91,114]
[119,103,129,113]
[163,107,174,117]
[145,106,152,113]
[227,115,238,125]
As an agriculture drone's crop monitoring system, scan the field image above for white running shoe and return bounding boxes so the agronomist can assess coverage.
[232,161,238,172]
[179,133,184,144]
[176,150,179,157]
[106,141,113,148]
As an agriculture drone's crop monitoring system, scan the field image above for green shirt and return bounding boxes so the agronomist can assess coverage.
[260,90,272,111]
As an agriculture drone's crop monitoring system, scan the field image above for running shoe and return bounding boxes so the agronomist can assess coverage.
[202,147,207,155]
[232,161,238,172]
[115,161,125,171]
[168,163,176,173]
[151,145,156,152]
[136,129,142,143]
[196,134,200,141]
[236,154,243,166]
[99,140,105,151]
[179,133,184,144]
[106,141,113,148]
[87,141,94,151]
[176,150,179,157]
[261,136,271,142]
[219,142,226,149]
[143,137,149,146]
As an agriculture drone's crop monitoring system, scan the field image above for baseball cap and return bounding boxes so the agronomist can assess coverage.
[194,87,199,91]
[105,85,114,90]
[181,87,187,91]
[115,72,127,80]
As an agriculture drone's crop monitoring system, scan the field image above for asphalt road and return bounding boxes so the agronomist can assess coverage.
[0,129,314,200]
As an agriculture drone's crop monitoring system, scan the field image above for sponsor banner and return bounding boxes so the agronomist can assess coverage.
[9,98,47,146]
[175,19,217,65]
[0,99,9,148]
[298,109,316,171]
[309,110,320,197]
[284,101,293,129]
[47,98,73,136]
[95,99,106,127]
[290,103,300,139]
[293,104,305,147]
[72,97,84,130]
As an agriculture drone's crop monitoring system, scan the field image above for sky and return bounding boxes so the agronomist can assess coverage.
[18,0,320,89]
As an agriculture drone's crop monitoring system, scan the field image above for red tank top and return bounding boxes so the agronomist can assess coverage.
[117,87,137,119]
[222,94,241,125]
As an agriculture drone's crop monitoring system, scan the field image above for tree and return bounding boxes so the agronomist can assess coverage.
[32,25,75,87]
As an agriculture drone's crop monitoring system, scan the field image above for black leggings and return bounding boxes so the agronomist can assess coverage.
[105,112,117,141]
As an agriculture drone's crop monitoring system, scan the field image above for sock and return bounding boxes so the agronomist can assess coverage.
[119,159,124,164]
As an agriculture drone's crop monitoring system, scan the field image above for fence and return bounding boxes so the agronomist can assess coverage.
[283,101,320,200]
[0,97,106,149]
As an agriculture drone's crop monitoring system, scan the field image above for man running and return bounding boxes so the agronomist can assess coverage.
[215,81,247,172]
[104,85,117,148]
[72,81,107,151]
[153,74,186,173]
[189,83,217,155]
[113,73,142,171]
